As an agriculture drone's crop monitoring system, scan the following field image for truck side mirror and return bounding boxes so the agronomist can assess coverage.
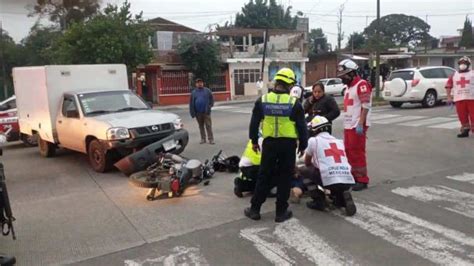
[66,110,79,118]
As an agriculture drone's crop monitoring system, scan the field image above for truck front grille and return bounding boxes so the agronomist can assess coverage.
[130,123,174,137]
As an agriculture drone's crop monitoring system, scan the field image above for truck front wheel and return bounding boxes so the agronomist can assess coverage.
[38,137,56,157]
[88,139,113,173]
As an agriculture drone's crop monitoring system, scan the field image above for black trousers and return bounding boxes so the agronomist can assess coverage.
[235,166,259,192]
[299,165,351,203]
[251,138,297,214]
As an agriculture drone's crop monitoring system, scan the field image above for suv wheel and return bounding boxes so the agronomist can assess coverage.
[422,90,437,108]
[88,139,113,173]
[389,101,403,108]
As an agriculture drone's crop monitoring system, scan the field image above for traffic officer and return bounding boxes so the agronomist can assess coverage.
[244,67,308,223]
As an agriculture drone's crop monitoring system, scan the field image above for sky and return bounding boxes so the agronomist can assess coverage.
[1,0,473,47]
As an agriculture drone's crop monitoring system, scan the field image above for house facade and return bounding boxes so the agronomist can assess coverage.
[136,17,230,105]
[215,28,309,98]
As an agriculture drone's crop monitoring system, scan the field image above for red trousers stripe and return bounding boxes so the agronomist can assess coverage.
[455,100,474,132]
[344,128,369,184]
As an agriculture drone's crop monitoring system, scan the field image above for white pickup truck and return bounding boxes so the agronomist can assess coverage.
[13,64,189,172]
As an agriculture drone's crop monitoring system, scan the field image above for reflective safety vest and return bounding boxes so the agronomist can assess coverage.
[261,92,298,139]
[242,140,261,166]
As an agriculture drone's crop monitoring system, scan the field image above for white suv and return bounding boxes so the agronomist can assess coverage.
[383,66,455,108]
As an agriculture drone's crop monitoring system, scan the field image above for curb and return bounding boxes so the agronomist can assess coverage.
[154,98,257,111]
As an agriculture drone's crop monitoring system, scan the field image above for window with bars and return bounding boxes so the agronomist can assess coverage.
[234,69,261,84]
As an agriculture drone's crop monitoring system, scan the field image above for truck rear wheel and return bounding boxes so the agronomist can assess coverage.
[88,139,113,173]
[38,137,56,157]
[21,134,38,147]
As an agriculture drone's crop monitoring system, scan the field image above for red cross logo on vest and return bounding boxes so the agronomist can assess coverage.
[324,143,345,163]
[456,76,470,88]
[344,93,354,112]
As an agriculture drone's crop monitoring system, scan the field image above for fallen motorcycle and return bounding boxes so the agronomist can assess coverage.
[129,151,220,201]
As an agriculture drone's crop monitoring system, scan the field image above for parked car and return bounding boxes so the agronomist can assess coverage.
[13,64,189,172]
[0,96,37,146]
[305,78,347,98]
[383,66,455,108]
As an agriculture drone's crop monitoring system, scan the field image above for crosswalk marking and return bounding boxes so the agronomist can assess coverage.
[372,115,425,124]
[428,120,461,129]
[344,202,474,265]
[275,219,351,265]
[369,114,401,121]
[392,185,474,219]
[446,173,474,184]
[124,246,209,266]
[398,117,456,127]
[240,227,295,265]
[241,219,351,265]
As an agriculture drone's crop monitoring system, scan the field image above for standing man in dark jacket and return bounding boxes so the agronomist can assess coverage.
[303,82,341,125]
[244,68,308,223]
[189,78,215,144]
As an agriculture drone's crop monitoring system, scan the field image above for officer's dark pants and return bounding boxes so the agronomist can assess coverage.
[251,138,297,215]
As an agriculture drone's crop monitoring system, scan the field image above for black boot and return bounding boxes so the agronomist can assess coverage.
[457,128,470,138]
[234,178,243,198]
[0,255,16,266]
[244,207,261,220]
[352,182,368,191]
[306,189,327,211]
[342,191,357,216]
[275,210,293,223]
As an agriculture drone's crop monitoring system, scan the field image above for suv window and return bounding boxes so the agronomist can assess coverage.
[443,68,455,78]
[388,71,414,81]
[420,68,445,79]
[334,78,342,84]
[62,96,79,118]
[327,80,336,85]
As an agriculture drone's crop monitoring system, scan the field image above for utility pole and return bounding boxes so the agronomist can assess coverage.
[260,4,270,92]
[337,3,345,51]
[0,21,8,100]
[375,0,381,98]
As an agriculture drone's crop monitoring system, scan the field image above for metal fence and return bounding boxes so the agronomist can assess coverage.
[160,71,227,95]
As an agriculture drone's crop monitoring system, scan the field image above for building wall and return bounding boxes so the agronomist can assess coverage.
[306,55,338,86]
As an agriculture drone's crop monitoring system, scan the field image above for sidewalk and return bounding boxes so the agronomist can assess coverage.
[153,96,258,111]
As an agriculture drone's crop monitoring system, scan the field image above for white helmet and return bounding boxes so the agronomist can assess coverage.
[290,85,303,99]
[309,116,331,136]
[458,56,471,65]
[337,59,359,77]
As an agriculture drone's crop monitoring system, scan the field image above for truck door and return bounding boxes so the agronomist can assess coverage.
[56,95,85,152]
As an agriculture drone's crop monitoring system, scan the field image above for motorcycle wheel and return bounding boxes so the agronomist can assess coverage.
[129,171,162,188]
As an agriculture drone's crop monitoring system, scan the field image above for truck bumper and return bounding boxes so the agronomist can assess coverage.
[114,130,189,176]
[106,129,189,152]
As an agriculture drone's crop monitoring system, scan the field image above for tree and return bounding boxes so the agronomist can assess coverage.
[0,30,25,99]
[346,32,367,51]
[53,1,152,71]
[21,24,62,66]
[364,14,432,49]
[177,36,221,85]
[459,17,474,48]
[308,28,328,55]
[30,0,100,30]
[234,0,297,29]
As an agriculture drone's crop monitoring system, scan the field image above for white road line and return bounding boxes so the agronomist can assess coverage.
[274,219,352,265]
[240,227,295,266]
[428,120,461,129]
[344,202,474,265]
[446,173,474,184]
[449,114,459,117]
[398,117,456,127]
[230,110,252,114]
[372,115,425,124]
[369,114,401,121]
[241,219,351,265]
[392,185,474,219]
[212,106,235,110]
[124,246,209,266]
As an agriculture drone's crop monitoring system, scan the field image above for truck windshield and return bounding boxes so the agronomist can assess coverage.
[78,91,149,116]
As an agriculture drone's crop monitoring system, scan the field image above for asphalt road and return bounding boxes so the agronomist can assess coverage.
[1,100,473,265]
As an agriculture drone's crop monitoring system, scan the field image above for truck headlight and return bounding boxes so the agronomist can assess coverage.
[174,118,183,130]
[107,127,130,140]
